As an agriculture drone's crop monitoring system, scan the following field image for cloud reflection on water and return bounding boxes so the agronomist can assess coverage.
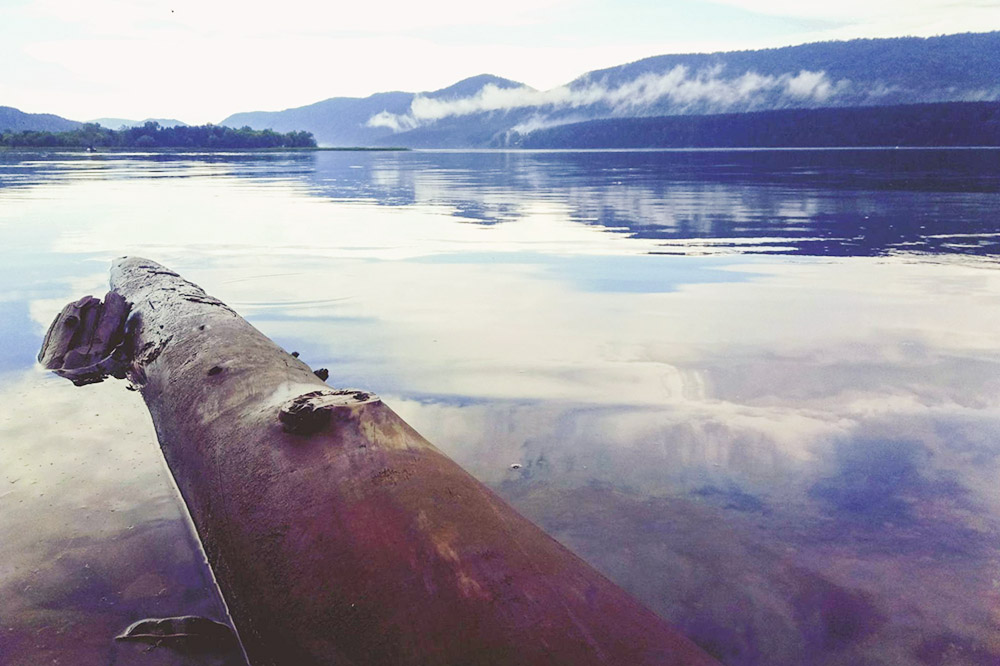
[0,372,242,666]
[3,150,1000,664]
[201,247,1000,664]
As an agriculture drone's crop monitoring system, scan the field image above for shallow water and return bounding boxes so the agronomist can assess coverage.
[2,148,1000,665]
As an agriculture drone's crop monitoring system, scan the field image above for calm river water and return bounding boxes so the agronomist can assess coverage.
[2,149,1000,666]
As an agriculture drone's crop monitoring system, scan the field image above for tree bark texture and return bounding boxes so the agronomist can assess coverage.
[39,257,719,666]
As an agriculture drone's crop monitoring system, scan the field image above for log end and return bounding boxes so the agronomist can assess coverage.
[38,291,131,386]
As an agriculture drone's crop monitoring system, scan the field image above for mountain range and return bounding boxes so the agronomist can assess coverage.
[221,31,1000,148]
[0,110,187,134]
[5,31,1000,148]
[0,106,81,133]
[222,74,526,147]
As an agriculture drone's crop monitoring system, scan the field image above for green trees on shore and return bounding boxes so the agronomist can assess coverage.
[0,122,316,149]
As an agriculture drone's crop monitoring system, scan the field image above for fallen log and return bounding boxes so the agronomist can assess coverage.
[39,257,719,666]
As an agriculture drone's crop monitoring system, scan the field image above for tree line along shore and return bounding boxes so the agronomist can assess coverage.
[0,121,316,149]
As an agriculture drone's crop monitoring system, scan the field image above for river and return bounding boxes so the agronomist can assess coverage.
[2,148,999,665]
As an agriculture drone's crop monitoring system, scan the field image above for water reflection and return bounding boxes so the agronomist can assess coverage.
[308,149,1000,256]
[2,150,1000,665]
[0,372,245,666]
[3,149,1000,256]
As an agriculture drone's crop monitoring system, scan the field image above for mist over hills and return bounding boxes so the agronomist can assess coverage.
[513,102,1000,149]
[6,32,999,148]
[222,31,1000,148]
[222,74,527,147]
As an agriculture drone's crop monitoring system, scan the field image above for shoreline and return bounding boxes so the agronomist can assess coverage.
[0,146,411,153]
[4,145,1000,154]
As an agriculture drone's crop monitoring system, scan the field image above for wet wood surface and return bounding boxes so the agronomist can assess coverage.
[39,257,719,666]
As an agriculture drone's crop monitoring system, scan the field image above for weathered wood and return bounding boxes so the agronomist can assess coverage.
[38,291,130,385]
[116,615,239,652]
[40,257,720,666]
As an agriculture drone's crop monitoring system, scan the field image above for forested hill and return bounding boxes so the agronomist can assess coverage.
[0,106,80,133]
[0,122,316,149]
[7,32,999,149]
[219,31,1000,148]
[511,102,1000,149]
[221,74,528,147]
[573,32,1000,109]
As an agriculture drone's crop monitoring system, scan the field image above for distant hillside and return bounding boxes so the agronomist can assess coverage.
[0,106,80,133]
[512,102,1000,149]
[91,117,188,129]
[221,74,527,147]
[221,32,1000,148]
[573,32,1000,110]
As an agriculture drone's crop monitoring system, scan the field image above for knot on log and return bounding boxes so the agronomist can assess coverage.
[115,615,238,652]
[37,292,132,386]
[278,389,379,435]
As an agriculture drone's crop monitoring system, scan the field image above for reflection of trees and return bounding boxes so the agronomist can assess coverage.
[0,151,316,192]
[5,150,997,257]
[298,150,1000,256]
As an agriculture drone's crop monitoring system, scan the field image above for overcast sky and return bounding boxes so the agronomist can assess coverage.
[2,0,998,124]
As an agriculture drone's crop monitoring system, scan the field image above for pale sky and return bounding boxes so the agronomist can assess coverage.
[1,0,998,124]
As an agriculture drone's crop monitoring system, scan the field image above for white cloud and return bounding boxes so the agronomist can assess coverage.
[7,24,718,123]
[369,67,843,132]
[509,114,588,134]
[365,110,421,132]
[785,70,833,100]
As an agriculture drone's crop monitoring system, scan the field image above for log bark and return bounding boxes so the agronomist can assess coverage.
[39,257,719,666]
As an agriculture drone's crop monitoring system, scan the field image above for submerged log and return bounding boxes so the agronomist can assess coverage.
[39,257,719,666]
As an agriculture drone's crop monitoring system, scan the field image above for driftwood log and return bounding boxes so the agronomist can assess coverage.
[38,257,719,666]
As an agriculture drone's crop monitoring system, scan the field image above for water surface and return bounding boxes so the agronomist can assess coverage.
[2,149,1000,665]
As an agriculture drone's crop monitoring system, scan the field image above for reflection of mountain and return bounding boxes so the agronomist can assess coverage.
[221,32,1000,147]
[287,150,1000,256]
[6,151,1000,666]
[4,150,999,257]
[0,374,242,666]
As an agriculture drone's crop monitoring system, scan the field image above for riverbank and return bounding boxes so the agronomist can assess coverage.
[0,145,410,152]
